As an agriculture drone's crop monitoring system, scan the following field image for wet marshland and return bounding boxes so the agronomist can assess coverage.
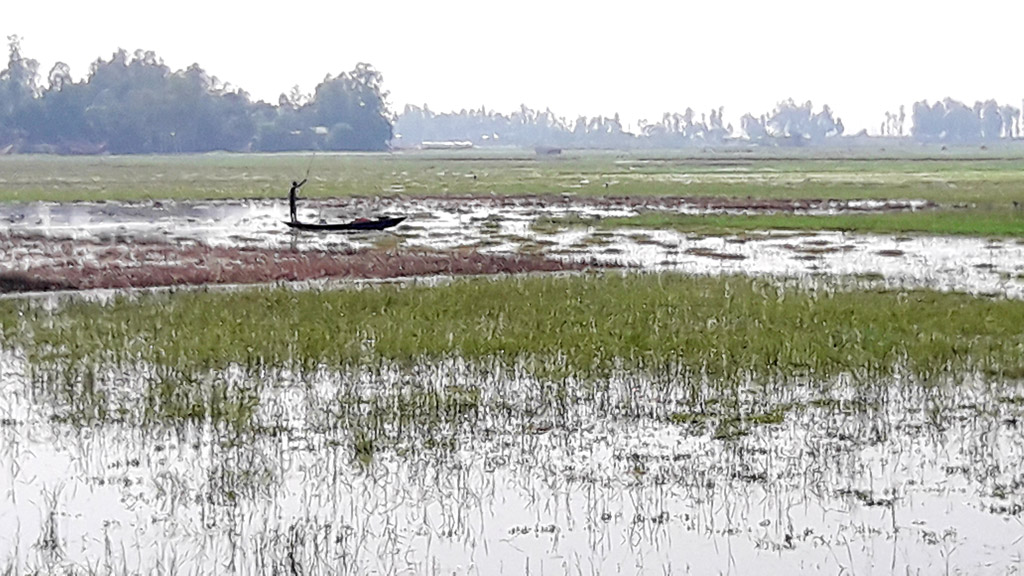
[3,196,1024,298]
[1,271,1023,574]
[2,152,1024,574]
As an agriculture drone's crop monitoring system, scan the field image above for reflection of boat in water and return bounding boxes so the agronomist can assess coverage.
[284,216,406,232]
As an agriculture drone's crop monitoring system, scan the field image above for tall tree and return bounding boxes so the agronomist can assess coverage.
[740,113,768,141]
[309,63,392,151]
[978,99,1002,141]
[0,35,40,144]
[999,104,1020,138]
[911,100,943,142]
[763,100,842,144]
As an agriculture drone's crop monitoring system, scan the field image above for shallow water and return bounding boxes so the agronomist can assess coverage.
[3,198,1024,573]
[3,198,1022,299]
[2,353,1024,574]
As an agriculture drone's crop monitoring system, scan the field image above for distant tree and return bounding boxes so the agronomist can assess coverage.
[740,113,769,141]
[396,103,579,148]
[882,111,896,136]
[707,107,731,143]
[161,64,256,152]
[307,63,392,151]
[636,107,732,146]
[639,112,682,145]
[46,62,71,92]
[907,98,1024,143]
[978,99,1002,141]
[884,106,907,137]
[943,99,981,143]
[78,49,169,152]
[0,40,404,154]
[254,101,315,152]
[1000,104,1020,138]
[911,100,944,142]
[31,62,92,148]
[762,99,842,145]
[37,49,259,153]
[0,35,40,144]
[279,85,309,109]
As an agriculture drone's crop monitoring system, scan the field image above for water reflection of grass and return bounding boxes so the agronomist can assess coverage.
[538,209,1024,238]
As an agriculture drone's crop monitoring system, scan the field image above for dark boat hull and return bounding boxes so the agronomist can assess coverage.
[284,216,406,232]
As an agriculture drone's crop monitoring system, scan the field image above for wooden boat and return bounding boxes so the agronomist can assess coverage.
[284,216,406,232]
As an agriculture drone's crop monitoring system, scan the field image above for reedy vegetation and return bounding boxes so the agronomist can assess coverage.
[7,273,1023,383]
[3,272,1024,474]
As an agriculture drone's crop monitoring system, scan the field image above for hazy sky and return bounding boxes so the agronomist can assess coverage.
[5,0,1023,134]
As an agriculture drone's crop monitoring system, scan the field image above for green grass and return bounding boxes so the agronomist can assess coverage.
[2,148,1024,204]
[5,273,1023,383]
[537,208,1024,237]
[3,271,1023,459]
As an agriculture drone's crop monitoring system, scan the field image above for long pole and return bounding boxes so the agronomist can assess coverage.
[304,153,321,221]
[304,152,315,181]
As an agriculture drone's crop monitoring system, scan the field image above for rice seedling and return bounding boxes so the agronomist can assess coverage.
[3,271,1024,574]
[5,272,1023,390]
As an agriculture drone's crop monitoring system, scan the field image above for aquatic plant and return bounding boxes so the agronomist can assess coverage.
[2,273,1024,574]
[5,273,1023,385]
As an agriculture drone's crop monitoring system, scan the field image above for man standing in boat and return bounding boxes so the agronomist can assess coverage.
[289,178,307,223]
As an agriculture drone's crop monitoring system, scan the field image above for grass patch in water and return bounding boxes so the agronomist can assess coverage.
[1,272,1021,438]
[4,273,1023,385]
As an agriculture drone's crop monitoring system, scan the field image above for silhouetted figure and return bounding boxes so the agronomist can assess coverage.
[289,179,307,223]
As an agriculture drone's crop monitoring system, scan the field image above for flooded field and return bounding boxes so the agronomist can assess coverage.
[3,196,1023,298]
[3,356,1024,574]
[1,266,1024,574]
[2,149,1024,575]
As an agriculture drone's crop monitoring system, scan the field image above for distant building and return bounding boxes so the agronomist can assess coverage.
[420,141,474,150]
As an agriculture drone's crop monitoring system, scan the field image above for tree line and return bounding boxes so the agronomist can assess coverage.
[395,101,839,149]
[2,36,1023,154]
[397,98,1024,149]
[0,37,392,154]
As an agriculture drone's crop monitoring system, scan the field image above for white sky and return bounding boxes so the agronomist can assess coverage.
[5,0,1023,134]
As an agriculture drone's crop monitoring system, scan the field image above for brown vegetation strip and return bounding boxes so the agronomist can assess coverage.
[0,237,610,293]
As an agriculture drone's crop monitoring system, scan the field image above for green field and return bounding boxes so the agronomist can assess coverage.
[4,272,1022,464]
[1,147,1024,207]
